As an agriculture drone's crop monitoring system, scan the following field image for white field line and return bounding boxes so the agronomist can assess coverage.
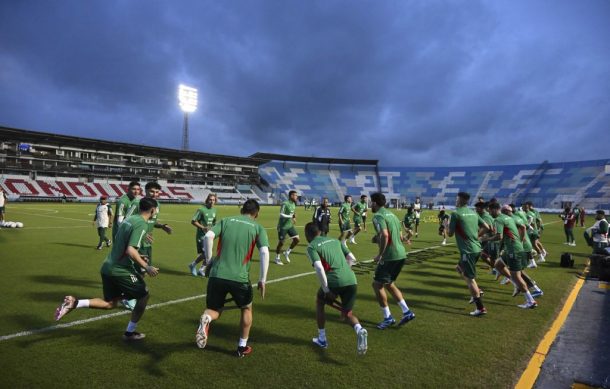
[358,242,455,264]
[11,210,91,223]
[0,272,315,343]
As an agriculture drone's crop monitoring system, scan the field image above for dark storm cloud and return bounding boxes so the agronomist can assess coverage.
[1,0,609,166]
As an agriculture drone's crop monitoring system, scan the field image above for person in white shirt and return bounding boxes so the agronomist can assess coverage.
[93,196,113,250]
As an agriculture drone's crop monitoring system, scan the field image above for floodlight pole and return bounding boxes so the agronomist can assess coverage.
[178,84,198,152]
[182,112,189,151]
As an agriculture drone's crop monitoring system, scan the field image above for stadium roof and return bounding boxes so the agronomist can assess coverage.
[250,152,378,166]
[1,126,267,166]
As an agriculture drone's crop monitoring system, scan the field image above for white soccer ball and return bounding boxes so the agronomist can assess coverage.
[15,222,24,228]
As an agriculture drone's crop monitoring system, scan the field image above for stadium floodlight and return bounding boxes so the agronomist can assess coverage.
[178,84,198,150]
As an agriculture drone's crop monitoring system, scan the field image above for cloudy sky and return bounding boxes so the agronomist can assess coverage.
[1,0,609,167]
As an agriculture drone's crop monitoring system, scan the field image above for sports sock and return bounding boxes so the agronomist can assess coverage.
[474,297,484,310]
[76,299,89,308]
[381,306,391,319]
[318,328,326,341]
[238,337,248,347]
[126,321,138,333]
[524,291,535,304]
[275,254,281,260]
[285,249,291,255]
[353,324,362,333]
[397,299,410,314]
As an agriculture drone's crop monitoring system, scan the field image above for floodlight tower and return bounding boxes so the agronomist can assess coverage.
[178,84,198,151]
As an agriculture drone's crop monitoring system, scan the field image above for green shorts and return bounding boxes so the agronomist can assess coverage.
[503,251,524,272]
[353,217,363,228]
[206,277,253,310]
[278,226,298,241]
[482,241,500,261]
[528,232,540,241]
[317,284,357,314]
[196,235,204,254]
[0,206,5,214]
[101,272,148,302]
[522,251,533,267]
[340,221,352,232]
[457,252,480,279]
[374,258,406,284]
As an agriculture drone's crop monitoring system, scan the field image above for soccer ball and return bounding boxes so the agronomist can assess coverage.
[15,222,24,228]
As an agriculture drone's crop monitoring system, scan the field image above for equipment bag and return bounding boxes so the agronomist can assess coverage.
[560,253,574,268]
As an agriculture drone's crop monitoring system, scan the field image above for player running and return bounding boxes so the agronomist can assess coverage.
[370,192,416,329]
[305,222,368,355]
[524,201,547,263]
[338,195,353,245]
[438,209,450,246]
[112,181,140,239]
[275,190,300,265]
[401,205,415,245]
[54,197,160,340]
[350,195,367,244]
[93,196,113,250]
[195,199,270,357]
[188,193,217,276]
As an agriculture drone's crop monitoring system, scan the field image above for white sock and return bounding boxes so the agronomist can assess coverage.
[381,306,391,319]
[276,254,281,260]
[238,337,248,347]
[286,249,291,255]
[126,321,137,333]
[398,299,409,314]
[524,291,534,304]
[76,299,90,308]
[354,323,362,333]
[318,328,326,341]
[532,285,541,293]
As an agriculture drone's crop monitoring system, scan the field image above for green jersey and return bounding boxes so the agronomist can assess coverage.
[114,194,137,224]
[101,215,148,276]
[192,205,217,238]
[525,210,539,234]
[339,202,351,223]
[373,207,407,261]
[306,236,357,287]
[512,214,533,252]
[494,214,524,254]
[125,198,159,249]
[403,213,415,228]
[449,206,485,254]
[277,200,296,229]
[210,215,269,283]
[352,201,366,222]
[478,211,495,237]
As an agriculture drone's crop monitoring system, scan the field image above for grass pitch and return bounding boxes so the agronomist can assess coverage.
[0,203,590,388]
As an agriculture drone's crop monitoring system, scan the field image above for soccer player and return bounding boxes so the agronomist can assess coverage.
[188,193,217,276]
[401,205,415,245]
[413,197,422,237]
[195,199,270,357]
[275,190,300,265]
[370,192,415,329]
[524,202,547,263]
[473,202,497,271]
[93,196,113,250]
[513,204,538,269]
[584,210,609,254]
[438,209,450,246]
[579,206,586,227]
[350,195,367,244]
[112,181,140,239]
[338,195,353,245]
[0,187,8,223]
[305,222,367,354]
[447,192,490,316]
[485,203,538,309]
[54,197,160,340]
[559,207,577,246]
[361,195,369,232]
[312,197,332,236]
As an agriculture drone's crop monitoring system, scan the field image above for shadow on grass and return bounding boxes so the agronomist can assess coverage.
[28,275,99,289]
[52,242,95,249]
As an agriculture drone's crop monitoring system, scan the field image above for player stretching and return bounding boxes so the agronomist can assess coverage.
[275,190,300,265]
[413,197,422,237]
[370,192,416,329]
[338,195,353,245]
[54,198,160,340]
[195,199,270,357]
[93,196,113,250]
[112,181,140,239]
[447,192,490,316]
[188,193,217,276]
[350,195,367,244]
[305,222,368,355]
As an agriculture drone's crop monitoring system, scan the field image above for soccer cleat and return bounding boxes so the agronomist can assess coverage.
[236,345,253,358]
[518,301,538,309]
[357,328,368,355]
[54,296,76,321]
[96,245,102,250]
[469,307,487,317]
[376,316,396,330]
[274,258,284,266]
[531,290,544,298]
[283,251,291,263]
[198,267,206,277]
[106,240,112,247]
[500,277,511,285]
[350,237,357,245]
[569,242,576,247]
[468,290,484,304]
[189,263,198,276]
[527,260,538,269]
[312,337,328,349]
[537,255,546,264]
[398,310,416,326]
[441,240,447,246]
[123,331,146,341]
[196,314,211,349]
[120,299,136,311]
[415,233,419,238]
[512,287,520,297]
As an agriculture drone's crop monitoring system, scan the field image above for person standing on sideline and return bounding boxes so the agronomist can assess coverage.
[559,207,577,246]
[413,197,422,237]
[93,196,113,250]
[584,210,609,254]
[195,199,270,357]
[312,197,332,236]
[370,192,416,330]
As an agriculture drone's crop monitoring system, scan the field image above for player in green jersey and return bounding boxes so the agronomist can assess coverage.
[188,193,217,276]
[447,192,490,316]
[370,192,415,329]
[275,190,300,265]
[338,195,354,245]
[350,195,367,244]
[305,222,368,355]
[195,199,270,357]
[524,201,548,263]
[484,203,538,309]
[54,197,160,341]
[112,181,140,239]
[401,205,415,245]
[510,205,545,297]
[474,202,512,282]
[438,209,450,245]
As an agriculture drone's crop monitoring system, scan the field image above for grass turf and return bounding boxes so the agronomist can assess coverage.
[0,203,591,388]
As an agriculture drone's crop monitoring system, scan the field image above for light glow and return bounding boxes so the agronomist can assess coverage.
[178,84,198,113]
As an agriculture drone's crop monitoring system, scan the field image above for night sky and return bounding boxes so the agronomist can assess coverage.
[1,1,609,166]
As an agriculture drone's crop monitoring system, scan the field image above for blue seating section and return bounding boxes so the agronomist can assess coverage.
[259,159,610,209]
